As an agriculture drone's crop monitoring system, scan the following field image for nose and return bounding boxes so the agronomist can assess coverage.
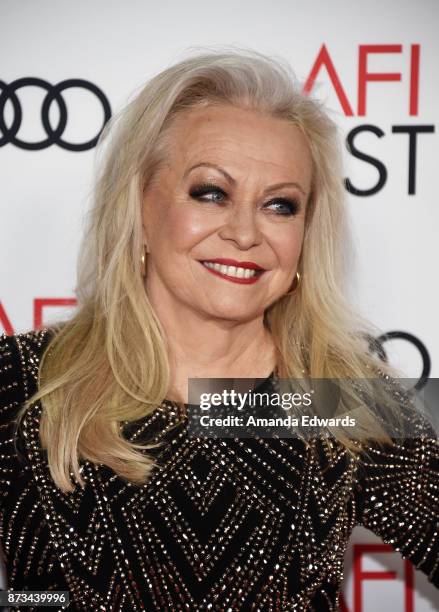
[218,204,263,250]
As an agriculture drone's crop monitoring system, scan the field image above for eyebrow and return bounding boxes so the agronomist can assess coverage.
[184,162,307,197]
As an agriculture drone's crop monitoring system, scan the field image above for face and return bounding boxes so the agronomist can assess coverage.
[142,104,313,322]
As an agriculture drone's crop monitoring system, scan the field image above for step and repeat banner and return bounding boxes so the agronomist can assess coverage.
[0,0,437,609]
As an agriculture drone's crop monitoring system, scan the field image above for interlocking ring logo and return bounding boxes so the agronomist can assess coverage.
[0,78,111,151]
[365,331,431,390]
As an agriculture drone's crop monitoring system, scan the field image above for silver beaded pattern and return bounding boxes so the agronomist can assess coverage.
[0,330,438,610]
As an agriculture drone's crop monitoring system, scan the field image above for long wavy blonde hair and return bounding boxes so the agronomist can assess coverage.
[18,47,410,493]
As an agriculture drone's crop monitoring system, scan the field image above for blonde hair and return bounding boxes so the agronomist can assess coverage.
[18,47,410,493]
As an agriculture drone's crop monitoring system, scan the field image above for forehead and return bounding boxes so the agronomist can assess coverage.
[164,104,313,186]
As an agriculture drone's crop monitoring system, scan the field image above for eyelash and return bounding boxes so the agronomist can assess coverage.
[189,182,300,216]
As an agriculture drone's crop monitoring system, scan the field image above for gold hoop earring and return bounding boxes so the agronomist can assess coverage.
[285,271,301,295]
[141,251,146,278]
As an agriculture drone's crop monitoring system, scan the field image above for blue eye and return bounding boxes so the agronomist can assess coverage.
[189,183,226,203]
[265,199,300,216]
[189,182,300,216]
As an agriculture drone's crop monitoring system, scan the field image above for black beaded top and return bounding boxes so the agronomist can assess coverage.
[0,329,438,611]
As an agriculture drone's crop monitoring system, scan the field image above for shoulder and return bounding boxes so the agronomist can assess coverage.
[0,328,55,500]
[0,327,56,429]
[0,326,55,419]
[0,328,55,405]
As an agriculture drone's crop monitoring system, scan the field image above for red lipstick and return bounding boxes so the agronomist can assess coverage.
[199,258,266,285]
[200,258,265,270]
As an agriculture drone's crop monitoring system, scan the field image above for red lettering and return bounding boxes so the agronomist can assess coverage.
[404,559,414,612]
[34,298,77,330]
[303,44,354,116]
[353,544,397,612]
[0,302,14,336]
[409,44,420,116]
[358,45,402,116]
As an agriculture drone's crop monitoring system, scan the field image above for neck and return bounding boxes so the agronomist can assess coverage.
[148,295,277,404]
[168,315,276,374]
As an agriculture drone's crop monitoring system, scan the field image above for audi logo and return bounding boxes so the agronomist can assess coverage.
[365,331,431,390]
[0,78,111,151]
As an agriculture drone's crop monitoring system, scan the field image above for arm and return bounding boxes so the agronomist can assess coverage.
[0,328,55,511]
[0,331,73,597]
[0,333,26,512]
[354,428,439,587]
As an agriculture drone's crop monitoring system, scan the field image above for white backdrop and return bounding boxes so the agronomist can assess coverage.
[0,0,438,609]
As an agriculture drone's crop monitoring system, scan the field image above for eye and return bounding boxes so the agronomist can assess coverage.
[189,182,226,203]
[264,198,300,216]
[189,182,301,216]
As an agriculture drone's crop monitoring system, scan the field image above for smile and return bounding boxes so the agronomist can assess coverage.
[199,260,266,284]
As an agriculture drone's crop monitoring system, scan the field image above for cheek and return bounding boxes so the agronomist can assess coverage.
[272,224,305,267]
[152,202,215,252]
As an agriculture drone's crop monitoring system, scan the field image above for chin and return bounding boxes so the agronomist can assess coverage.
[202,304,262,321]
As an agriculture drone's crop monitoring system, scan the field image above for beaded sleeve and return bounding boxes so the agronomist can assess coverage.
[0,331,70,601]
[354,418,439,586]
[0,331,54,504]
[0,333,26,513]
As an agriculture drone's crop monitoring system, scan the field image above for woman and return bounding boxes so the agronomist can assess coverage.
[0,49,437,611]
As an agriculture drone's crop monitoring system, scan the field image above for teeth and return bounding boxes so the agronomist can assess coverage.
[202,261,259,278]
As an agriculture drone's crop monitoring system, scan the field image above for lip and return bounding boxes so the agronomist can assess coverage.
[198,259,266,284]
[198,258,265,270]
